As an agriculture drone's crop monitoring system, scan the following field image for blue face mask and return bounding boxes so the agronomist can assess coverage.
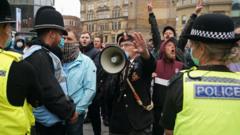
[58,37,65,48]
[190,48,200,66]
[4,37,12,49]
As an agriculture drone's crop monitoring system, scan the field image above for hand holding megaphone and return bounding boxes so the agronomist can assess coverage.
[132,32,150,59]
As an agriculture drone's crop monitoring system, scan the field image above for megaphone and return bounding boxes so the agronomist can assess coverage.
[100,45,127,74]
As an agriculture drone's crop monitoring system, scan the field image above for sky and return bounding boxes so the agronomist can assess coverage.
[54,0,81,18]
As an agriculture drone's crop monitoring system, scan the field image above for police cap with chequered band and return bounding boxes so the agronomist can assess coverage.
[185,14,239,43]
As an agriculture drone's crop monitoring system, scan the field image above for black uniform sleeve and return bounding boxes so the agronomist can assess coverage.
[160,73,184,130]
[177,13,197,51]
[7,61,42,107]
[24,61,43,107]
[25,50,75,120]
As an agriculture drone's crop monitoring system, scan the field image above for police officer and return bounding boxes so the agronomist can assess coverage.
[161,14,240,135]
[0,0,42,134]
[23,6,78,135]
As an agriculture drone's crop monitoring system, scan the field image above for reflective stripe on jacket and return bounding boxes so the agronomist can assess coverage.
[0,50,32,135]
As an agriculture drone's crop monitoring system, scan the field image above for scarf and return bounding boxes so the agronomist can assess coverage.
[62,43,80,63]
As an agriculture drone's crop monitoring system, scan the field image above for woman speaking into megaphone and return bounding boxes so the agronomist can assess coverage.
[103,32,156,135]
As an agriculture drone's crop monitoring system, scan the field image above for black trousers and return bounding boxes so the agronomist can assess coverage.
[88,100,101,135]
[34,122,66,135]
[152,107,164,135]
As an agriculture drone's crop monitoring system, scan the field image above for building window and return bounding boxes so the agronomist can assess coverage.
[97,23,109,31]
[113,0,121,6]
[123,7,128,16]
[87,11,94,20]
[112,35,116,43]
[124,0,129,4]
[100,24,105,31]
[112,7,121,18]
[20,0,27,4]
[97,11,110,19]
[104,35,108,43]
[112,22,121,30]
[87,24,94,32]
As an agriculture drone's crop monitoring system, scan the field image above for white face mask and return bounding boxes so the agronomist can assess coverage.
[16,41,24,48]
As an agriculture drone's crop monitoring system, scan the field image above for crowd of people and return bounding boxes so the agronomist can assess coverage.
[0,0,240,135]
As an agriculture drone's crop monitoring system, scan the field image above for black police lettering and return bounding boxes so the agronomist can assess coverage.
[195,85,240,99]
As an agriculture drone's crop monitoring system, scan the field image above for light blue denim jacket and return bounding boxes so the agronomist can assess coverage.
[63,53,96,114]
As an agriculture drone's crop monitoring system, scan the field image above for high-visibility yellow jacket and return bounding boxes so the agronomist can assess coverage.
[0,50,34,135]
[174,69,240,135]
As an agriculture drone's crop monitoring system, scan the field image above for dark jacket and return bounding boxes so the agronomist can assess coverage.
[25,39,75,120]
[149,12,192,66]
[80,43,100,67]
[109,55,156,133]
[177,13,198,68]
[6,59,42,107]
[177,13,197,51]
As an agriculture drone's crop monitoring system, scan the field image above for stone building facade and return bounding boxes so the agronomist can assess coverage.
[80,0,176,43]
[175,0,232,35]
[63,15,81,34]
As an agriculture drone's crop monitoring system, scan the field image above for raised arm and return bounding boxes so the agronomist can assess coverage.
[148,0,161,52]
[177,0,203,51]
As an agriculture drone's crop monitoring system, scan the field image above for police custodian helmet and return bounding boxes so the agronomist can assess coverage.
[33,6,67,35]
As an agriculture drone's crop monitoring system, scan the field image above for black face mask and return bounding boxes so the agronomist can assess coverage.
[49,46,63,61]
[62,42,80,63]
